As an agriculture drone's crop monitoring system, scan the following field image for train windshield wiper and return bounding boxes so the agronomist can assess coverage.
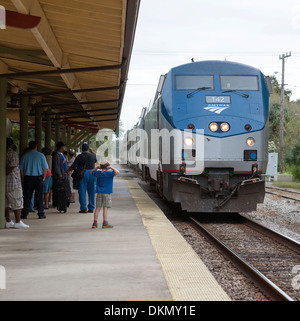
[222,90,249,98]
[187,86,212,98]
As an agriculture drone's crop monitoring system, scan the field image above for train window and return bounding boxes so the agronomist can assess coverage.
[175,75,214,90]
[220,75,259,91]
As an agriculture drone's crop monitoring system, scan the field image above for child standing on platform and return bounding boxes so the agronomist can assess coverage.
[90,160,119,229]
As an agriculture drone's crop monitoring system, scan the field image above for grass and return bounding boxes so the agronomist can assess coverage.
[272,181,300,191]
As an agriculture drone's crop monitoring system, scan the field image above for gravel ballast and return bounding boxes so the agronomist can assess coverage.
[132,171,300,301]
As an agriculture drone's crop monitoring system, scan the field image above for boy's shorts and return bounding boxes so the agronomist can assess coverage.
[96,193,112,208]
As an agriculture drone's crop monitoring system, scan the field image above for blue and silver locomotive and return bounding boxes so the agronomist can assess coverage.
[131,60,272,213]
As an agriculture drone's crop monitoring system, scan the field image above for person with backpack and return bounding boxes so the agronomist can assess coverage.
[67,142,97,213]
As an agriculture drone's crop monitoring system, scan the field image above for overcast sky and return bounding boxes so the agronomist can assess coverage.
[120,0,300,131]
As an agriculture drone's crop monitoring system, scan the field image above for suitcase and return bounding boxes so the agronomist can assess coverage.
[55,179,71,213]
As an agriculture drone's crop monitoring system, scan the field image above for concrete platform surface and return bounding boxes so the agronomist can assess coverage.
[126,179,230,301]
[0,178,171,301]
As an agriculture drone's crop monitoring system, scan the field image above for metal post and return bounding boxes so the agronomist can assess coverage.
[35,103,42,151]
[0,78,7,229]
[61,124,66,145]
[45,110,51,151]
[66,126,71,151]
[19,96,29,159]
[279,52,291,174]
[55,116,60,145]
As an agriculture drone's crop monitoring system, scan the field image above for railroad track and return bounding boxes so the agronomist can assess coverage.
[266,186,300,202]
[189,215,300,301]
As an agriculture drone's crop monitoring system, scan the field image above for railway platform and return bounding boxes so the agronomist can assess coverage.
[0,168,230,301]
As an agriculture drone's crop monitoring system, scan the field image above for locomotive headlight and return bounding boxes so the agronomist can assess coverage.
[209,122,218,132]
[220,122,230,132]
[246,137,255,147]
[184,137,194,146]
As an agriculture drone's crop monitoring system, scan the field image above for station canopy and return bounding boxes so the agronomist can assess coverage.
[0,0,140,132]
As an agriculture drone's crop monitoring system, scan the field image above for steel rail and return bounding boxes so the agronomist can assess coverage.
[189,216,294,301]
[265,190,300,201]
[265,186,300,202]
[243,217,300,255]
[266,186,300,195]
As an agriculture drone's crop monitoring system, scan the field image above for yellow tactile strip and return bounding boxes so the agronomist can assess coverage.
[126,180,231,301]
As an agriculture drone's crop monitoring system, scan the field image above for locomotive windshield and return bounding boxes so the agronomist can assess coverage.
[175,75,214,90]
[220,75,259,91]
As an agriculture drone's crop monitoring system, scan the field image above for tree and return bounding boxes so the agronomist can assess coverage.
[115,120,125,138]
[285,140,300,181]
[10,123,20,147]
[270,75,292,101]
[269,102,289,147]
[268,141,277,153]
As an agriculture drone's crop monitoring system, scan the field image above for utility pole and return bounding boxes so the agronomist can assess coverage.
[279,52,291,174]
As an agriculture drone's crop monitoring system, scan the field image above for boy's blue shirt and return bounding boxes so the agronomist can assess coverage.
[91,170,116,194]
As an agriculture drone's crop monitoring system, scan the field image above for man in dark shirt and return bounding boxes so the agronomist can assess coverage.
[67,142,97,213]
[52,141,65,208]
[52,141,65,181]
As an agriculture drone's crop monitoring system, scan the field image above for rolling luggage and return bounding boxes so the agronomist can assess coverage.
[55,179,71,213]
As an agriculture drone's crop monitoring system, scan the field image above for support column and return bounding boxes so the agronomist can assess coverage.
[66,126,71,151]
[19,96,30,159]
[61,124,66,145]
[45,110,51,151]
[0,77,7,229]
[35,103,42,152]
[55,116,60,145]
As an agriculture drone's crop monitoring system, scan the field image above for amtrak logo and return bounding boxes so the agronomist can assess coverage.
[204,105,229,114]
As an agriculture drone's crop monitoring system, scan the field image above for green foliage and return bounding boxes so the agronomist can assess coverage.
[268,102,289,145]
[115,120,125,138]
[269,75,292,101]
[10,124,20,148]
[9,124,36,151]
[273,181,300,190]
[285,140,300,181]
[285,140,300,166]
[268,75,300,174]
[291,166,300,181]
[268,141,277,153]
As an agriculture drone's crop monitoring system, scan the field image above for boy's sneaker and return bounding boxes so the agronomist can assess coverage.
[14,221,30,229]
[92,222,98,229]
[5,221,15,228]
[102,222,114,229]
